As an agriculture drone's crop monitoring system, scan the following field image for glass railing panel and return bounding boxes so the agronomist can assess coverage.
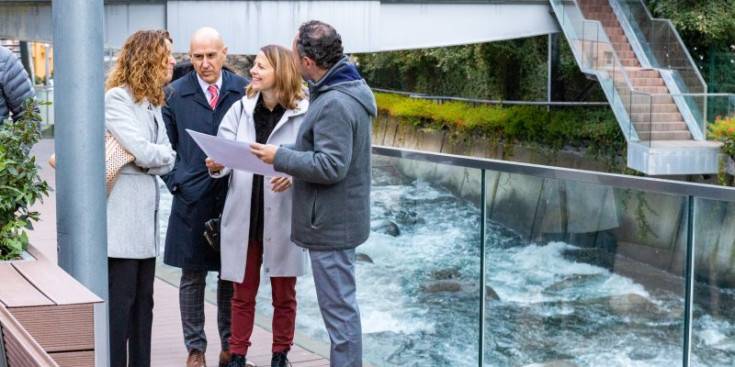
[484,175,687,366]
[629,90,653,145]
[262,155,483,367]
[691,197,735,367]
[618,0,706,112]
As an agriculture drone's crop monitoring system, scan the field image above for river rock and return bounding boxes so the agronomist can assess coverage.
[394,210,425,226]
[431,268,461,280]
[543,273,608,294]
[371,220,400,237]
[421,280,501,300]
[356,253,374,263]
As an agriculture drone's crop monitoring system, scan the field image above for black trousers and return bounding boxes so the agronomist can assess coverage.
[109,257,156,367]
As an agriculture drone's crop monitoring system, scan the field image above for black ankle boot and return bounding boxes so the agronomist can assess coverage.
[227,353,247,367]
[271,351,291,367]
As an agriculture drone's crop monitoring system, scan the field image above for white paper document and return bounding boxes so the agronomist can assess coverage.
[186,129,282,176]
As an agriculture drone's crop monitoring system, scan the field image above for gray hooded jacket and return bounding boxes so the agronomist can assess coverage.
[274,56,377,250]
[0,46,35,123]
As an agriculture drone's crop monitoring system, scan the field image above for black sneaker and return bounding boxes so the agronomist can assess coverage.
[271,351,292,367]
[227,353,248,367]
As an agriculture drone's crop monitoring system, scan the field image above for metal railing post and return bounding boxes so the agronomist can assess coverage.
[52,1,109,366]
[682,195,695,367]
[478,169,487,367]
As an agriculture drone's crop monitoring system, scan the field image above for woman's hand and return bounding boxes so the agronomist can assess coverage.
[270,176,292,193]
[205,157,224,173]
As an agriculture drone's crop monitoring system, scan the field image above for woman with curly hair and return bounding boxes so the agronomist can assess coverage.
[105,29,177,367]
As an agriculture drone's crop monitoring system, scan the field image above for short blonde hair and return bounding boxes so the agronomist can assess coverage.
[106,29,172,106]
[246,45,305,110]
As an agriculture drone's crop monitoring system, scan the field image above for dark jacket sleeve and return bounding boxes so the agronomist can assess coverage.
[0,47,36,120]
[161,90,179,193]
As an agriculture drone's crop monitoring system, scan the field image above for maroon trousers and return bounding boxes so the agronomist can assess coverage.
[229,240,297,355]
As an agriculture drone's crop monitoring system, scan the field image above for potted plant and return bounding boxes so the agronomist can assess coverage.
[0,98,50,260]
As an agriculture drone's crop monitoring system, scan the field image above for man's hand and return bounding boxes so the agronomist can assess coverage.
[250,142,279,164]
[205,157,224,173]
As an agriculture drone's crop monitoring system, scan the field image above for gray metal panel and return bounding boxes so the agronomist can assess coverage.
[167,0,380,54]
[0,3,52,42]
[379,3,558,51]
[104,4,166,48]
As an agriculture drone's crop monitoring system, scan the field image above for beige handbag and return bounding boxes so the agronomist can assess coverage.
[105,131,135,195]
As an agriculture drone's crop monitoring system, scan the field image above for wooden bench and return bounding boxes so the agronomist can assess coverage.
[0,246,102,367]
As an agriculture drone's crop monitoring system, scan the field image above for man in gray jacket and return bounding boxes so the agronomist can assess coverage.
[0,45,36,123]
[251,20,377,367]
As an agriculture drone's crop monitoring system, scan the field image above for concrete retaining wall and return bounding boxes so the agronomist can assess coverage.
[373,115,735,288]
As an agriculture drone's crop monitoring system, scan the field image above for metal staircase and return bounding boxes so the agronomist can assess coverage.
[549,0,734,175]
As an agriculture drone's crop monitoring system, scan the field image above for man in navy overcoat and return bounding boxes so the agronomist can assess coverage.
[162,27,248,367]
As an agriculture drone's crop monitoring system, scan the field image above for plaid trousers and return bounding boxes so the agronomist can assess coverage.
[179,269,234,352]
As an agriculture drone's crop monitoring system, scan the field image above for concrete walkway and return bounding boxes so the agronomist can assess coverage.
[27,139,329,367]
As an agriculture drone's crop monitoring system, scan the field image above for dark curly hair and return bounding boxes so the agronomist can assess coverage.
[296,20,343,69]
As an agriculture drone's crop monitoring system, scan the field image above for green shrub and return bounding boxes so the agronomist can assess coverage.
[0,99,51,260]
[374,92,625,170]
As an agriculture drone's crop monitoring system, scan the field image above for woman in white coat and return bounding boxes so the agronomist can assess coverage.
[105,30,177,367]
[205,45,309,367]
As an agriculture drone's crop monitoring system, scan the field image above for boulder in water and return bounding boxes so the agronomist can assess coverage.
[421,280,501,300]
[356,253,374,263]
[394,210,425,226]
[431,268,461,280]
[371,220,400,237]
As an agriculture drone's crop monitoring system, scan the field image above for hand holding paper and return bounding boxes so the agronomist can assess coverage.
[186,129,282,176]
[250,142,279,164]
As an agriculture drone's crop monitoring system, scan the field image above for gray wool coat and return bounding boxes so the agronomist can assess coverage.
[273,57,377,250]
[0,46,36,122]
[105,86,176,259]
[211,94,309,282]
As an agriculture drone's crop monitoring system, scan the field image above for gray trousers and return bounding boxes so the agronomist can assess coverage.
[179,269,233,353]
[309,248,362,367]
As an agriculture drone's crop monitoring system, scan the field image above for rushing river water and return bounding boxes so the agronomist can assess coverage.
[157,162,735,367]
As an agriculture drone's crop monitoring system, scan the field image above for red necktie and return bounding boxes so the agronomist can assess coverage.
[207,85,219,109]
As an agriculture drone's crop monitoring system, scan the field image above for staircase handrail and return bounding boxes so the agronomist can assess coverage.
[549,0,640,141]
[623,0,707,93]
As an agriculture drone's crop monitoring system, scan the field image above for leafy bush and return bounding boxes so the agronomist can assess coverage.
[0,98,50,260]
[708,115,735,158]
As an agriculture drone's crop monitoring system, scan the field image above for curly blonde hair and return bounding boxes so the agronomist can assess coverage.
[246,45,305,110]
[105,29,172,106]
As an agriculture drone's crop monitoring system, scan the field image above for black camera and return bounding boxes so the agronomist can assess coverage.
[203,215,221,252]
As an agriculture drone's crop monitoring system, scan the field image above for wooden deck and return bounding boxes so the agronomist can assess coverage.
[27,139,330,367]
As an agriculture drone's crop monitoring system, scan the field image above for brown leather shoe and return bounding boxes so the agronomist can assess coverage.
[187,349,207,367]
[218,349,231,367]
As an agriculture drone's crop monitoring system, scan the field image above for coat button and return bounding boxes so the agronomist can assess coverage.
[265,267,270,273]
[266,237,271,242]
[266,207,271,212]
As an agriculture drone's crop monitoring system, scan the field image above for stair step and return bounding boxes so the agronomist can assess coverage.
[626,68,661,79]
[637,131,693,141]
[634,122,688,131]
[612,42,633,52]
[604,27,625,36]
[624,95,675,105]
[630,103,680,113]
[584,12,618,21]
[609,35,629,43]
[631,112,684,123]
[635,85,669,93]
[620,59,641,67]
[630,77,666,87]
